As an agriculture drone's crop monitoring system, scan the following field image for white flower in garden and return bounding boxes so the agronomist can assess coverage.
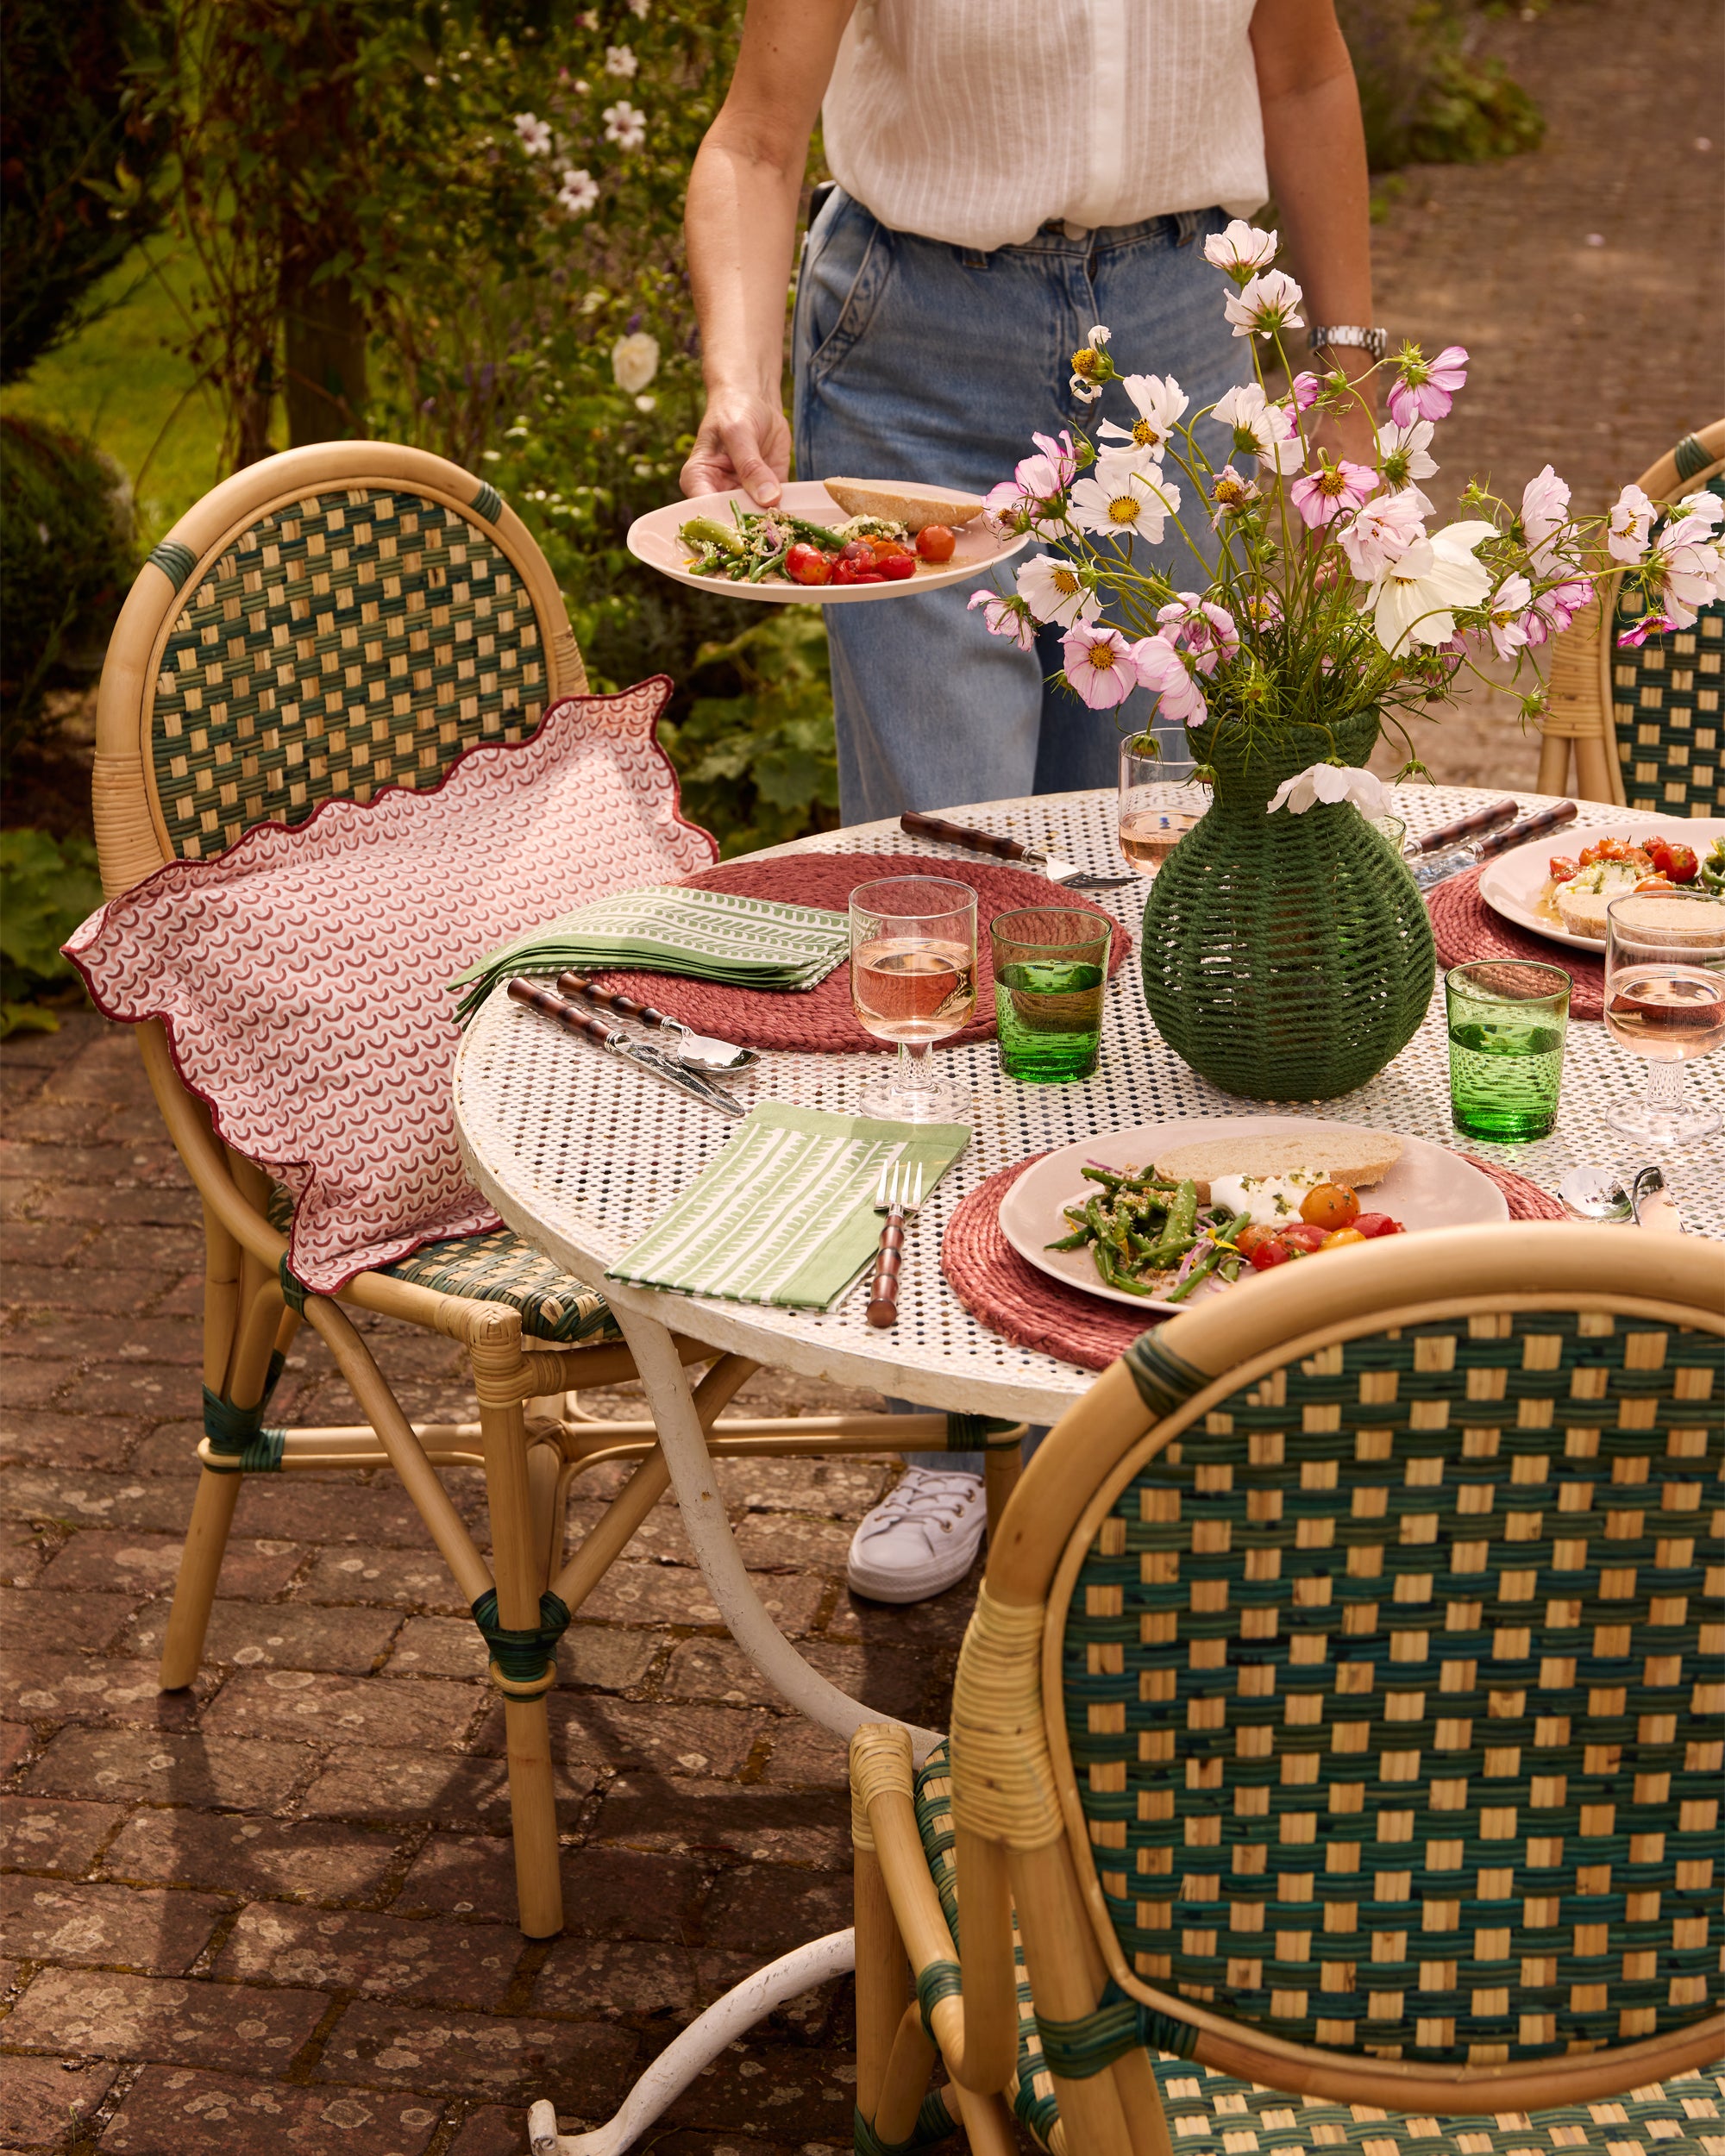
[1061,622,1138,710]
[1203,220,1278,281]
[1484,573,1533,661]
[1097,373,1189,462]
[1017,554,1101,628]
[603,100,647,150]
[1607,483,1656,563]
[629,0,650,13]
[1222,268,1303,340]
[557,167,599,216]
[1338,488,1426,582]
[1068,460,1180,542]
[1211,383,1303,474]
[1267,763,1394,818]
[1367,519,1496,655]
[605,44,638,77]
[969,590,1037,649]
[513,112,553,156]
[1377,418,1437,491]
[1132,632,1208,726]
[611,332,660,393]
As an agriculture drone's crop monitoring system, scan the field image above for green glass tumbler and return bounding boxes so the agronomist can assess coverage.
[990,906,1110,1082]
[1446,958,1571,1143]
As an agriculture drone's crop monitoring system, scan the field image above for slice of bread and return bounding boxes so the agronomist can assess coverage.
[1554,882,1626,938]
[822,478,985,530]
[1595,891,1725,945]
[1151,1128,1403,1202]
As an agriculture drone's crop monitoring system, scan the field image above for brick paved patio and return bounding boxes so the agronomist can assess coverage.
[0,1015,1005,2155]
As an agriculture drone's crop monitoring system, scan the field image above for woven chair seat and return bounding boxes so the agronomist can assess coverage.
[380,1228,618,1345]
[911,1743,1718,2154]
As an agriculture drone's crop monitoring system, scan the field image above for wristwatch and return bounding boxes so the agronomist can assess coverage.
[1308,323,1389,362]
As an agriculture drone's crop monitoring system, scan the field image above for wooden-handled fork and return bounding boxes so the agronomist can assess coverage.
[867,1160,925,1328]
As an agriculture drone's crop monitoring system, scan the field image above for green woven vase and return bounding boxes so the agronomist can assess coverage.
[1140,708,1435,1100]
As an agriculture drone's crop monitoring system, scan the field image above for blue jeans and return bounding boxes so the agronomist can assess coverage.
[793,191,1252,827]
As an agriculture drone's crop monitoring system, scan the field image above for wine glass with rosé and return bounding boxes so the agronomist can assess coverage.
[1118,732,1208,876]
[849,876,977,1124]
[1603,887,1725,1145]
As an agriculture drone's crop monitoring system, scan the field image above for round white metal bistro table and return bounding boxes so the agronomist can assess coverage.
[454,783,1725,1758]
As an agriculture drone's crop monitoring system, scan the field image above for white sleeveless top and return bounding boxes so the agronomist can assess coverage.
[822,0,1267,251]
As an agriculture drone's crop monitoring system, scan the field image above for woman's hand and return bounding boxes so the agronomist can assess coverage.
[681,387,793,505]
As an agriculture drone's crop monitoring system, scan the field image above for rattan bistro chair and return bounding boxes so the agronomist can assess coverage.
[1538,419,1725,810]
[842,1222,1722,2154]
[91,441,1021,1940]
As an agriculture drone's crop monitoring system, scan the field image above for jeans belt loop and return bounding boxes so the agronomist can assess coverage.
[1175,209,1204,248]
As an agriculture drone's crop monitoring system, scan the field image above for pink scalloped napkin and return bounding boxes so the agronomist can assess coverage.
[65,682,715,1292]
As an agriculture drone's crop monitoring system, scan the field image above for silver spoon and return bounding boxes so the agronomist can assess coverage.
[1630,1163,1686,1233]
[1558,1164,1633,1222]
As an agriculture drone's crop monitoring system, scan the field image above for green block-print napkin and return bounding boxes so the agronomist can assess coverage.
[607,1103,969,1311]
[452,886,850,1024]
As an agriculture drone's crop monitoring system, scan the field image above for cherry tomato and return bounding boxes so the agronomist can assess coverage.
[1247,1238,1293,1271]
[785,543,832,586]
[865,536,913,562]
[1320,1227,1369,1250]
[1646,837,1673,873]
[1278,1224,1328,1253]
[1548,855,1578,881]
[837,541,876,568]
[1299,1181,1360,1231]
[1233,1224,1280,1257]
[1352,1213,1405,1238]
[872,553,915,581]
[1634,874,1674,893]
[831,556,885,586]
[916,524,957,563]
[1664,843,1699,883]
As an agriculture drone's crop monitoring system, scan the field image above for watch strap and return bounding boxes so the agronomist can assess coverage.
[1308,323,1388,362]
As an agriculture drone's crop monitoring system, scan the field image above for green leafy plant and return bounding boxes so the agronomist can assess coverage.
[1339,0,1543,170]
[0,829,104,1036]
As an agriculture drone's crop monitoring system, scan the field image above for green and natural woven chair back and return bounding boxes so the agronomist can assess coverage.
[140,470,556,860]
[1063,1310,1722,2070]
[1611,454,1723,817]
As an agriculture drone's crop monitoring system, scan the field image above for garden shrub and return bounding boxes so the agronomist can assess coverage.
[0,829,105,1037]
[1339,0,1544,170]
[0,416,136,761]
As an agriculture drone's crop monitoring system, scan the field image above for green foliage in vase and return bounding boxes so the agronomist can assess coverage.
[0,830,105,1037]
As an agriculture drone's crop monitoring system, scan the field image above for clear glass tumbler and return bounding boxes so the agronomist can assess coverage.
[1603,887,1725,1145]
[849,876,977,1123]
[989,906,1111,1082]
[1118,732,1207,877]
[1446,958,1571,1143]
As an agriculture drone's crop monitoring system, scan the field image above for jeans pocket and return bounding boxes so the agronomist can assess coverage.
[801,192,891,386]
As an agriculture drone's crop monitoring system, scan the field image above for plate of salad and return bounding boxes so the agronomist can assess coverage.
[997,1115,1507,1313]
[625,479,1028,603]
[1477,814,1725,953]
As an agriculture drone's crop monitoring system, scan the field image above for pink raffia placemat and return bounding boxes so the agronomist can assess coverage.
[590,853,1132,1055]
[943,1150,1570,1372]
[1427,867,1603,1022]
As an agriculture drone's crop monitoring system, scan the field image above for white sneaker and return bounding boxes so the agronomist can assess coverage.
[846,1467,988,1604]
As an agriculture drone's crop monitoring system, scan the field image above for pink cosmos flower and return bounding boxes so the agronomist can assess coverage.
[1386,343,1468,426]
[1337,489,1426,582]
[1521,576,1593,647]
[1155,593,1240,675]
[1030,429,1079,489]
[1060,622,1139,709]
[1208,463,1262,528]
[1222,268,1304,341]
[1644,514,1723,627]
[1289,371,1322,412]
[1484,573,1533,661]
[982,479,1033,539]
[1675,489,1725,533]
[1131,633,1208,726]
[969,589,1037,650]
[1607,484,1656,565]
[1519,464,1571,547]
[1203,220,1278,280]
[1212,384,1303,474]
[1289,458,1377,530]
[1239,591,1283,631]
[1616,612,1678,649]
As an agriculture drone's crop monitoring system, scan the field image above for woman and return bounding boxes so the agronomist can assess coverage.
[682,0,1383,1604]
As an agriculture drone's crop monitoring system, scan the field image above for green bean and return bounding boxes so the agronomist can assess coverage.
[746,547,790,583]
[1045,1227,1093,1251]
[1137,1181,1199,1268]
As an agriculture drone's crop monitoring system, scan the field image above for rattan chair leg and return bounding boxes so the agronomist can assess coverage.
[949,2082,1020,2154]
[871,2000,938,2144]
[1109,2047,1176,2156]
[159,1468,243,1689]
[854,1831,913,2122]
[953,1827,1017,2096]
[1012,1844,1135,2156]
[983,1442,1022,1547]
[525,1434,565,1586]
[1535,730,1571,797]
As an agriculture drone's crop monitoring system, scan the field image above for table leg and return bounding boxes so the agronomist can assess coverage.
[609,1303,945,1761]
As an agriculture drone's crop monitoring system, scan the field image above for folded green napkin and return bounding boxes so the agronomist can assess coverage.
[606,1103,969,1311]
[451,886,850,1025]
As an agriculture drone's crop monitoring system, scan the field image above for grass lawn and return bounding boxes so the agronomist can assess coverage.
[2,246,231,547]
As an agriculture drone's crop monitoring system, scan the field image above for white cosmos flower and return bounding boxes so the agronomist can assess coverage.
[968,590,1037,649]
[1647,513,1723,628]
[603,100,646,150]
[1338,488,1427,581]
[1485,573,1533,661]
[1608,483,1656,564]
[1267,763,1394,818]
[1017,554,1101,628]
[1222,268,1303,340]
[1674,488,1725,532]
[605,43,638,77]
[1519,464,1571,546]
[612,332,660,393]
[1097,373,1189,463]
[1377,418,1437,490]
[513,111,552,156]
[1211,383,1303,475]
[556,167,599,216]
[1203,219,1278,280]
[1068,460,1180,542]
[1368,518,1496,655]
